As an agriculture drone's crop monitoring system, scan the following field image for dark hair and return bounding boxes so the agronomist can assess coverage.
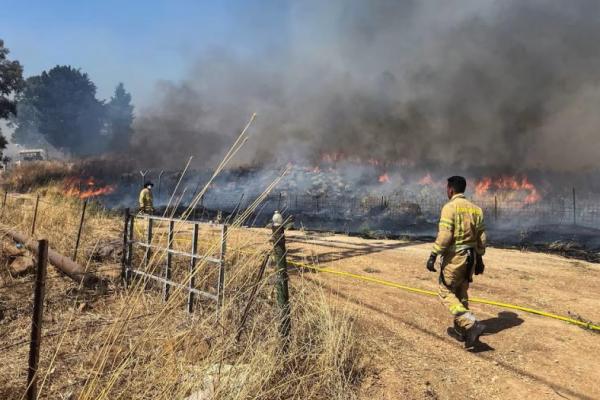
[447,176,466,193]
[144,181,154,188]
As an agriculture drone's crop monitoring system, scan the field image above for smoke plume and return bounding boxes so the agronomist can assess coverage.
[132,0,600,173]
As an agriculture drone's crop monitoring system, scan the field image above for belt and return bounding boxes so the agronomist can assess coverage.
[440,248,476,288]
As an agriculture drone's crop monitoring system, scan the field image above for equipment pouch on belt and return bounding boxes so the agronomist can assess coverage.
[475,254,485,275]
[465,248,475,282]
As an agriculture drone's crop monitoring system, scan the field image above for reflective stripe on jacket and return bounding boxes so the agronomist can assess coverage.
[432,194,486,256]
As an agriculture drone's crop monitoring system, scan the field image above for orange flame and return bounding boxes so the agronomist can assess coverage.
[378,173,390,183]
[64,177,115,200]
[475,175,541,204]
[418,173,434,185]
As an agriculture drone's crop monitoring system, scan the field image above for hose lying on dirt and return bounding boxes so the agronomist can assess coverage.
[288,260,600,332]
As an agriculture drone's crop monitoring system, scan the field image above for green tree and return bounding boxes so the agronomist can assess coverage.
[106,82,134,151]
[0,39,24,155]
[13,65,106,155]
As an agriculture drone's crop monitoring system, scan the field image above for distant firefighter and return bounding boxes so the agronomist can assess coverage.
[139,182,154,214]
[426,176,487,348]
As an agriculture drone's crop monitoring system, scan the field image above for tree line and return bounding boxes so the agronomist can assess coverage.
[0,39,134,158]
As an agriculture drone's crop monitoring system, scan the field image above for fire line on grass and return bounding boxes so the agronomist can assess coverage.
[63,177,116,200]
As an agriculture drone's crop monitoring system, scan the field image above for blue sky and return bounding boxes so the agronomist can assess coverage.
[0,0,288,106]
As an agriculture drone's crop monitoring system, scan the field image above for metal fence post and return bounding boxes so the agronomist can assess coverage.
[163,220,174,301]
[494,195,498,222]
[144,217,153,269]
[140,169,149,188]
[72,199,88,262]
[573,187,577,226]
[31,194,40,235]
[121,208,130,281]
[157,170,164,203]
[126,214,135,285]
[217,224,227,314]
[271,215,291,346]
[26,239,48,400]
[188,223,199,313]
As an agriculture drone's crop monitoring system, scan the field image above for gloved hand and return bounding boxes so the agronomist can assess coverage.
[475,254,485,275]
[426,253,437,272]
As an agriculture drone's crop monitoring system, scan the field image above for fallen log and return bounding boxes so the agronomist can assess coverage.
[1,225,106,289]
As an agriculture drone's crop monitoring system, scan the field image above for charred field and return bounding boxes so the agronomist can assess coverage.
[18,159,599,260]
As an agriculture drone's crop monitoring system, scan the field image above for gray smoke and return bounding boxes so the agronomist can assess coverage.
[132,0,600,172]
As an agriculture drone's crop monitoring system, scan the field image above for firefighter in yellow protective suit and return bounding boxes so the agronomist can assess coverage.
[426,176,487,348]
[139,182,154,214]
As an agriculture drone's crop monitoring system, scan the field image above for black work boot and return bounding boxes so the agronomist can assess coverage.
[447,321,465,342]
[465,321,486,348]
[447,327,465,342]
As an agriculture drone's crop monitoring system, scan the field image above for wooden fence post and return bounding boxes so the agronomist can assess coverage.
[216,224,227,314]
[1,191,7,218]
[271,214,291,346]
[26,239,48,400]
[163,220,174,301]
[31,194,40,236]
[72,199,88,262]
[188,223,199,313]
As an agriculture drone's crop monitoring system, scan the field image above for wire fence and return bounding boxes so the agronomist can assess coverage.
[197,190,600,231]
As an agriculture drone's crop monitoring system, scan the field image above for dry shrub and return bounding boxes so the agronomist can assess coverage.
[1,156,135,193]
[1,161,74,192]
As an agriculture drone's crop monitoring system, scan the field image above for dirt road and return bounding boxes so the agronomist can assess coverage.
[277,230,600,399]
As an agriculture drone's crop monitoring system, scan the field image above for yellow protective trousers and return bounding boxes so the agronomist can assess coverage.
[438,250,477,331]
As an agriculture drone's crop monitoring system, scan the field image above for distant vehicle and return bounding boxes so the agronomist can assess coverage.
[17,149,47,163]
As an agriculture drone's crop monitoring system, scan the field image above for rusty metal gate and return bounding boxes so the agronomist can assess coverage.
[121,210,227,314]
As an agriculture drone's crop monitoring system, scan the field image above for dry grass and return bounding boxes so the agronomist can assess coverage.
[1,157,136,194]
[2,161,74,193]
[1,121,366,399]
[0,188,365,400]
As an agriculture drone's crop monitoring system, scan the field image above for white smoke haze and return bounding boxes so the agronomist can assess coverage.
[132,0,600,173]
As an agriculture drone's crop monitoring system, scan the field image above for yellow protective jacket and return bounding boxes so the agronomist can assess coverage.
[432,194,486,256]
[139,188,154,213]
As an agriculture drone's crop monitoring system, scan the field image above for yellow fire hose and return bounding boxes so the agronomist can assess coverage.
[130,220,600,331]
[286,259,600,331]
